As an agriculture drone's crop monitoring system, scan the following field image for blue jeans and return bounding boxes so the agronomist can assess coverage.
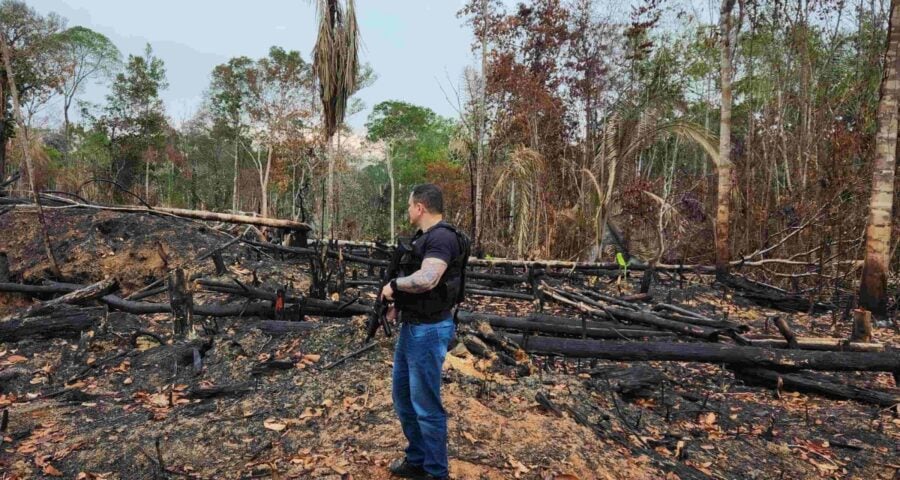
[392,317,455,478]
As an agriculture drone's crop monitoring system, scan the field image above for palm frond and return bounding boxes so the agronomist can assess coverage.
[313,0,359,140]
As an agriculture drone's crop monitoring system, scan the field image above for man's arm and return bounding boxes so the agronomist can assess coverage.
[395,257,448,293]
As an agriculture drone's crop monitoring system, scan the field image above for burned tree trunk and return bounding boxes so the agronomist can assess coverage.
[851,309,873,342]
[734,368,900,407]
[746,337,883,352]
[503,335,900,374]
[168,269,193,336]
[0,307,102,342]
[455,311,674,339]
[15,278,117,319]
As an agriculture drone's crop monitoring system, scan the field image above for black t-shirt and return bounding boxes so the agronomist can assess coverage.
[398,222,462,321]
[413,222,461,266]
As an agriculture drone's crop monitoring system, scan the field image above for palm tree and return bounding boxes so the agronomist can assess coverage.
[313,0,358,237]
[859,0,900,318]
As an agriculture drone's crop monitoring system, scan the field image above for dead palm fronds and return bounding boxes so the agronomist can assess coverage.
[588,102,718,255]
[313,0,358,140]
[489,146,547,257]
[313,0,359,236]
[641,190,685,264]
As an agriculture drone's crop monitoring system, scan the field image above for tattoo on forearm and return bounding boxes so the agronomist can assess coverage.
[396,258,448,293]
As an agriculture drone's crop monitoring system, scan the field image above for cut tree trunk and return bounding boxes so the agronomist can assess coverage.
[455,311,675,339]
[746,337,884,352]
[0,281,369,318]
[773,316,798,349]
[541,286,724,340]
[0,307,102,342]
[467,289,534,301]
[11,196,310,231]
[168,269,193,336]
[852,309,873,342]
[734,368,900,407]
[240,320,321,335]
[14,278,117,319]
[718,273,832,313]
[195,278,372,316]
[0,253,9,282]
[502,334,900,374]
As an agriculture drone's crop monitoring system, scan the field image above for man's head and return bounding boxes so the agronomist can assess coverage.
[407,183,444,229]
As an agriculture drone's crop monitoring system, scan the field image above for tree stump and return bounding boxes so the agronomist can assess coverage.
[0,252,9,282]
[168,268,193,336]
[640,264,657,294]
[851,309,873,342]
[211,251,227,275]
[773,316,798,349]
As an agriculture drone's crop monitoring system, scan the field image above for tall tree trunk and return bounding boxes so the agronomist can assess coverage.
[387,143,395,242]
[326,135,335,237]
[145,152,151,203]
[473,0,489,254]
[258,146,273,219]
[0,33,61,278]
[63,98,71,164]
[715,0,737,275]
[335,130,342,235]
[859,0,900,317]
[0,71,6,188]
[232,138,239,212]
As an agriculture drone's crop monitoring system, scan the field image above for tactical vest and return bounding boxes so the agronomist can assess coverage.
[393,222,470,323]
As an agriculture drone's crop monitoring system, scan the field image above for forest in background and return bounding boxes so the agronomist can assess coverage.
[2,0,898,314]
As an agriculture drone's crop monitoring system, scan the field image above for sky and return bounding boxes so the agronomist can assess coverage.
[26,0,483,132]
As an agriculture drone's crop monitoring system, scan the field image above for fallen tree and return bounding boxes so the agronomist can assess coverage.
[455,311,674,339]
[12,278,118,319]
[540,284,727,340]
[0,281,370,318]
[733,368,900,407]
[195,278,372,316]
[502,334,900,374]
[717,273,834,313]
[8,195,310,231]
[0,307,102,342]
[746,337,884,352]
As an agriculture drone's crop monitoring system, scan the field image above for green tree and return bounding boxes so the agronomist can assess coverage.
[243,46,314,218]
[0,0,66,185]
[99,43,168,200]
[58,26,121,162]
[366,100,456,239]
[208,55,252,212]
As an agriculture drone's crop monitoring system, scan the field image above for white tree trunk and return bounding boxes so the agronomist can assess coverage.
[232,140,239,212]
[387,144,395,242]
[715,0,737,275]
[860,0,900,317]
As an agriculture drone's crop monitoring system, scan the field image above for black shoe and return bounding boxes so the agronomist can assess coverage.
[389,458,427,478]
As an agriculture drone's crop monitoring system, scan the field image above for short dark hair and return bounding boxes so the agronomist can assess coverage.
[411,183,444,214]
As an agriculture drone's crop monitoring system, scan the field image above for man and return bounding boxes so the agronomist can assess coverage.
[381,183,469,480]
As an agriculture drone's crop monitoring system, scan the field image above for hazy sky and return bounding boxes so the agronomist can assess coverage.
[27,0,483,132]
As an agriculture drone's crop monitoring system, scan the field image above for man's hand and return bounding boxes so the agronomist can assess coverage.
[386,305,397,322]
[381,282,395,301]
